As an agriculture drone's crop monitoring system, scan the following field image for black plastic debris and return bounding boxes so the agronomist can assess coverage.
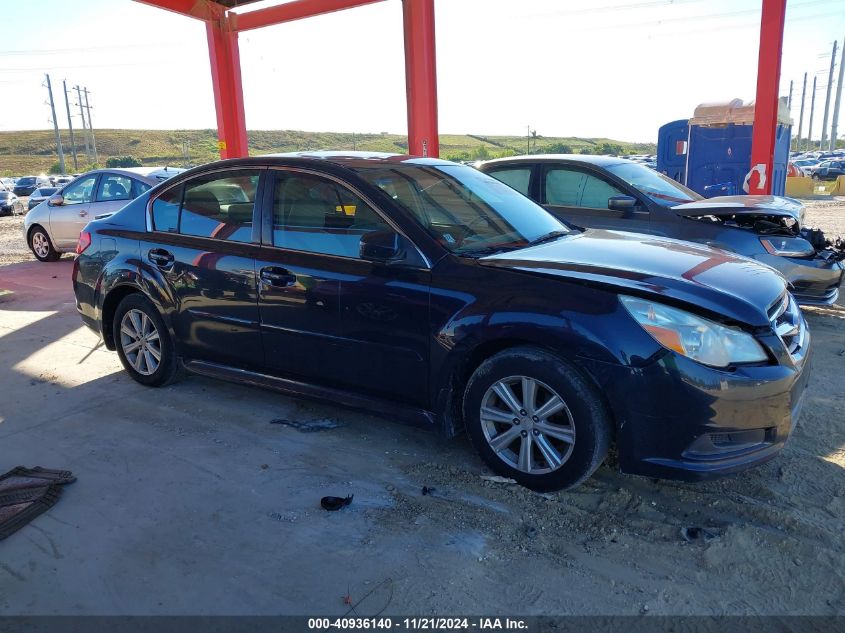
[680,526,720,543]
[321,495,353,511]
[422,486,435,496]
[270,418,341,432]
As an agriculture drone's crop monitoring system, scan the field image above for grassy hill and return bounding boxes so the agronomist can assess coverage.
[0,129,656,175]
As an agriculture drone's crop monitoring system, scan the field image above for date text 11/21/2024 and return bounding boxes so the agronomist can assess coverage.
[307,617,529,630]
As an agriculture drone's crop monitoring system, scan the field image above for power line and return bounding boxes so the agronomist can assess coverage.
[0,42,188,57]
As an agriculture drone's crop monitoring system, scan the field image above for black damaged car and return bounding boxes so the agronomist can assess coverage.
[480,155,844,305]
[73,153,811,491]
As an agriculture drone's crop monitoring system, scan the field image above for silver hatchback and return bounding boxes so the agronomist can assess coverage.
[24,166,184,261]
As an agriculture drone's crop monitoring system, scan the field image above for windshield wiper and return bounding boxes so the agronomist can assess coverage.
[459,244,519,258]
[523,230,568,248]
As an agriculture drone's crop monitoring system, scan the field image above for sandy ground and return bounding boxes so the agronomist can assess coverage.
[0,198,843,616]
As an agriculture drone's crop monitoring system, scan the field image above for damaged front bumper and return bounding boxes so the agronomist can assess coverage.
[759,251,844,306]
[581,327,812,481]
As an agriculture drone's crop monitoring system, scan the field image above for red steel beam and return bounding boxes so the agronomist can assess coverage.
[133,0,216,20]
[749,0,787,195]
[231,0,385,32]
[403,0,439,157]
[206,16,250,158]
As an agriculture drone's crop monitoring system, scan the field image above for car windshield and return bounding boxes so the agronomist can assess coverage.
[0,192,10,200]
[354,163,568,254]
[17,177,36,186]
[606,161,701,206]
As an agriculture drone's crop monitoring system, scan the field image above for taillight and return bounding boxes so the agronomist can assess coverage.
[76,231,92,255]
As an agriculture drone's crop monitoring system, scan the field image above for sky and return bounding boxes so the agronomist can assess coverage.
[0,0,843,143]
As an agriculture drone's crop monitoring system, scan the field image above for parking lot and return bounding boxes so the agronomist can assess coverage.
[1,200,844,616]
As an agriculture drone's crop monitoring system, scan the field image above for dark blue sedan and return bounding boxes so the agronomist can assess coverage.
[72,153,810,491]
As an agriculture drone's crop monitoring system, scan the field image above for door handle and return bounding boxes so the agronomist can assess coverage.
[260,266,297,287]
[148,248,175,269]
[78,210,88,217]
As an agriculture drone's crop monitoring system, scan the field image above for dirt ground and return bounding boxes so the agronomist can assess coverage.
[0,197,843,616]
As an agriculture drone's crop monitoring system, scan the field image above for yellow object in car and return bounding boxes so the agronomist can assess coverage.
[336,205,357,216]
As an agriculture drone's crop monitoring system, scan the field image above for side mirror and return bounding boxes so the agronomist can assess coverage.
[360,229,403,263]
[608,195,638,211]
[48,194,64,206]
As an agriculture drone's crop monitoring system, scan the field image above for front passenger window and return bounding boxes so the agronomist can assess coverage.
[545,169,624,209]
[580,175,624,208]
[62,175,97,205]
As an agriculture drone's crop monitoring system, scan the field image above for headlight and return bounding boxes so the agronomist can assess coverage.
[620,296,768,368]
[760,236,814,257]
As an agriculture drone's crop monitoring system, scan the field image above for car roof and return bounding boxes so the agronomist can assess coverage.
[481,154,631,168]
[262,151,454,168]
[72,166,185,183]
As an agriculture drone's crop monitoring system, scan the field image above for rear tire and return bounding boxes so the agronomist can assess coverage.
[464,346,612,492]
[113,294,180,387]
[28,226,60,262]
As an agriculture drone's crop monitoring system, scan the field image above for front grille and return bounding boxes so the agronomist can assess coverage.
[769,292,806,358]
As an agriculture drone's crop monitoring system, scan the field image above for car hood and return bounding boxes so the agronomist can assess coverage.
[672,195,804,224]
[479,229,786,326]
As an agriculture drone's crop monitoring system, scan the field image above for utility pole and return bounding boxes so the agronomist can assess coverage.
[527,125,531,154]
[74,85,90,160]
[820,40,837,149]
[83,88,98,166]
[796,72,807,150]
[44,74,65,175]
[63,79,78,171]
[787,79,793,111]
[829,35,844,151]
[807,76,818,152]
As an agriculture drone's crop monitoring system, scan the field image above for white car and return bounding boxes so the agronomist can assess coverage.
[24,166,183,261]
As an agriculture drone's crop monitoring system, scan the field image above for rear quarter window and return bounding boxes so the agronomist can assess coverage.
[151,185,182,232]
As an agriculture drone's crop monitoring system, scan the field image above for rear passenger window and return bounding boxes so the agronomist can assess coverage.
[488,168,531,196]
[149,170,260,242]
[181,171,259,242]
[545,169,586,206]
[272,172,389,258]
[97,174,133,202]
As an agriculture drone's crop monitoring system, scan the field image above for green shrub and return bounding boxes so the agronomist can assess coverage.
[105,156,142,168]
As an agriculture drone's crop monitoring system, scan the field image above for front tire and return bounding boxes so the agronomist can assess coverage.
[464,347,612,491]
[28,226,60,262]
[113,294,180,387]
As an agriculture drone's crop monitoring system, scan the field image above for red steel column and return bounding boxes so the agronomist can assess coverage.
[402,0,439,157]
[206,11,249,159]
[749,0,787,195]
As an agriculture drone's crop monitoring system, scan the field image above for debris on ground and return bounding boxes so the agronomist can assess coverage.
[269,417,342,432]
[0,467,76,540]
[680,526,721,543]
[480,475,517,484]
[422,486,435,496]
[321,494,353,511]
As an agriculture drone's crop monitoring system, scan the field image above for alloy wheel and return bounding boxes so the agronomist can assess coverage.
[31,232,50,259]
[479,375,576,475]
[120,309,162,376]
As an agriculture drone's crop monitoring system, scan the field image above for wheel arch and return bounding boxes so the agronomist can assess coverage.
[100,284,144,350]
[434,336,618,441]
